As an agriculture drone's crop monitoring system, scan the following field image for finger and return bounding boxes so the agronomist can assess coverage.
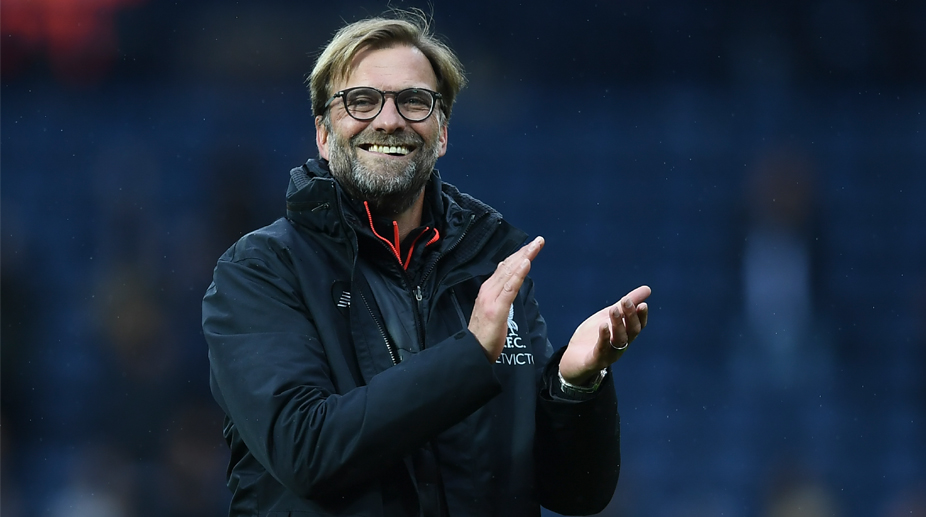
[608,304,630,347]
[486,252,519,290]
[523,236,545,261]
[620,297,643,340]
[478,262,505,298]
[499,257,531,303]
[626,285,652,305]
[637,302,649,329]
[598,322,614,354]
[507,237,545,271]
[485,237,544,295]
[503,236,544,266]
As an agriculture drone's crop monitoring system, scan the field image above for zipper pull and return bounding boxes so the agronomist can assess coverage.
[415,285,423,302]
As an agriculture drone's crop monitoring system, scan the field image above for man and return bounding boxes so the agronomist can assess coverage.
[203,11,651,517]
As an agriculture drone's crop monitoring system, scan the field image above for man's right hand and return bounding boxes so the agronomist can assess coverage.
[468,236,545,361]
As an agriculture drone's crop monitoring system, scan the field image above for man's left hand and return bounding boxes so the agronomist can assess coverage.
[558,285,651,386]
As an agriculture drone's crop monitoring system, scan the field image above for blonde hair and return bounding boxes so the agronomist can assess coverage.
[308,10,466,122]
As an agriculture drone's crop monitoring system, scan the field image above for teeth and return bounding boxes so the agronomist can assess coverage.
[368,144,409,155]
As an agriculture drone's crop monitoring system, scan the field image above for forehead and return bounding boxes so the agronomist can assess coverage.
[340,45,438,91]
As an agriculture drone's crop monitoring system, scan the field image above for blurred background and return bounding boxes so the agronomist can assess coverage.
[2,0,924,515]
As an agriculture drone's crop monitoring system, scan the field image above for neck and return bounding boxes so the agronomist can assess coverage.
[358,187,427,242]
[390,191,425,241]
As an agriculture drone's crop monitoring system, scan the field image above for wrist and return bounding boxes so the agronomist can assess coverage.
[557,367,607,395]
[560,369,597,386]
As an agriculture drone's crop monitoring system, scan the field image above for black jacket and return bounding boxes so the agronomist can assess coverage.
[203,159,620,516]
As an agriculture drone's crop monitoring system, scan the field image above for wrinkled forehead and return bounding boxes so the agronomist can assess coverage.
[333,43,437,91]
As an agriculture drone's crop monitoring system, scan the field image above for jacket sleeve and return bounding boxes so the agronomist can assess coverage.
[202,243,502,499]
[520,280,621,515]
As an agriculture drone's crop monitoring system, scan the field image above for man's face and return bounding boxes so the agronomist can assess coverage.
[316,45,448,216]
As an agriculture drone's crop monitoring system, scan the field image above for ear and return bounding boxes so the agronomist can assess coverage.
[315,115,330,160]
[437,122,449,157]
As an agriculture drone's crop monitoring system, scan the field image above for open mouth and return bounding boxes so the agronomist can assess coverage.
[359,143,414,156]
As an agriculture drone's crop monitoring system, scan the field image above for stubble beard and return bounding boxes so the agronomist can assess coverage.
[327,124,441,216]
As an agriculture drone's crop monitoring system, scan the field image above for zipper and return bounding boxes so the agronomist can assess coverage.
[414,213,477,304]
[410,213,477,346]
[357,288,399,365]
[364,232,427,354]
[396,264,427,350]
[370,212,479,353]
[449,287,468,327]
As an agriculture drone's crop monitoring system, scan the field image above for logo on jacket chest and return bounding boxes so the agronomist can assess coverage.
[496,304,534,366]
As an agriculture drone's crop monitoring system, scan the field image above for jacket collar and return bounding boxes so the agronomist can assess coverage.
[285,158,526,266]
[285,158,346,238]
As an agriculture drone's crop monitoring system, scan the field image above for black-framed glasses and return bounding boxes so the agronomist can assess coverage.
[323,86,442,122]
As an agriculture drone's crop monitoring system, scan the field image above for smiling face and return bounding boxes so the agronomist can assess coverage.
[315,45,448,216]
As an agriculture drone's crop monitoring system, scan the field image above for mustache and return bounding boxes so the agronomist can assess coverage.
[349,130,423,148]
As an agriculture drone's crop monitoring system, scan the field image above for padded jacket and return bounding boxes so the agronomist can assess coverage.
[202,159,620,516]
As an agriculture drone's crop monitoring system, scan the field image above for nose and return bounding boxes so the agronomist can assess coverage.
[370,95,406,133]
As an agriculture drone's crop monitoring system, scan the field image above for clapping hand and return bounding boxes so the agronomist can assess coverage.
[558,286,651,385]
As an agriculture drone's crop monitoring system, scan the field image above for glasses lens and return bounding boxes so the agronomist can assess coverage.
[396,89,434,121]
[343,88,382,119]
